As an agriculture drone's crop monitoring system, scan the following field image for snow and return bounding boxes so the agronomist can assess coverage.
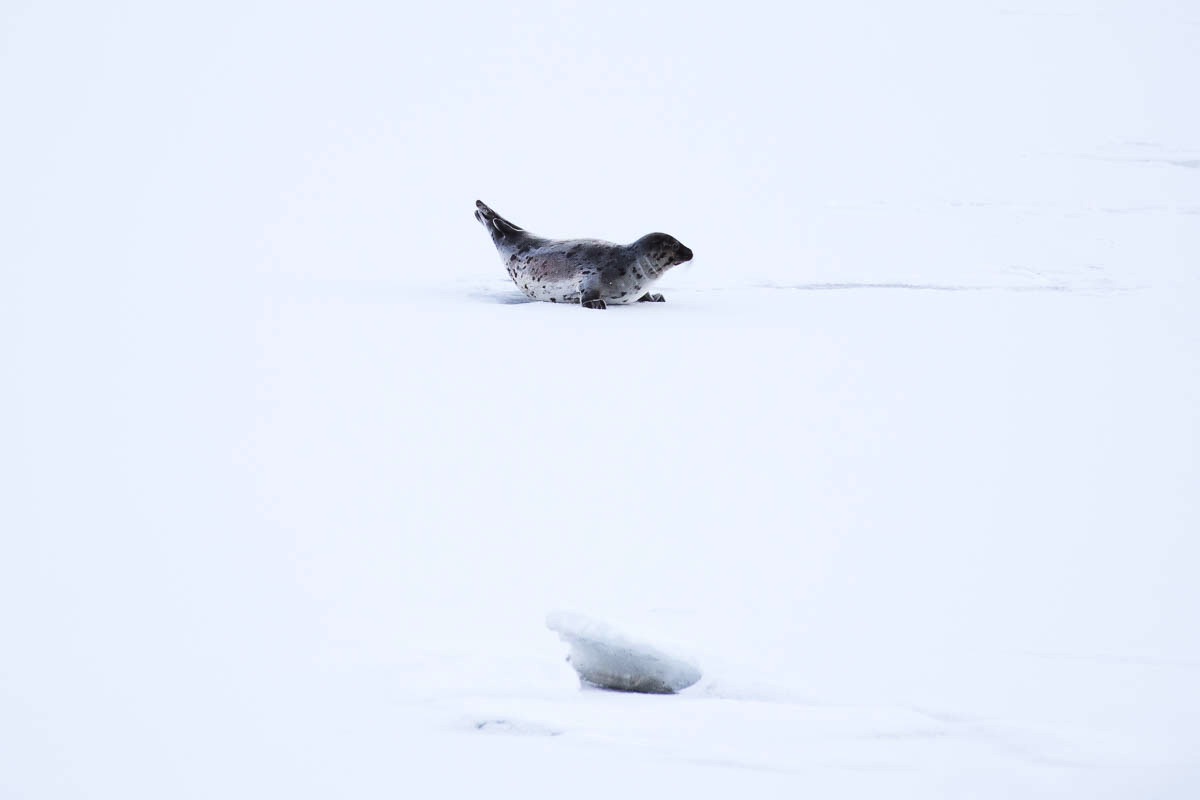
[2,1,1199,798]
[546,611,702,693]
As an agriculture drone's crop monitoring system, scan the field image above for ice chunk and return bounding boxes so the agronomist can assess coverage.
[546,612,701,694]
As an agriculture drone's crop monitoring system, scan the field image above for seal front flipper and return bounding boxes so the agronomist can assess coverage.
[637,293,666,303]
[580,287,607,310]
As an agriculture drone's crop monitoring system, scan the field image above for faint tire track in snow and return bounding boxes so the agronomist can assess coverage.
[909,707,1106,770]
[472,718,564,736]
[749,282,1138,294]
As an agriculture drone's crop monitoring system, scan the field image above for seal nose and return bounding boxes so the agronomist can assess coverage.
[681,246,694,262]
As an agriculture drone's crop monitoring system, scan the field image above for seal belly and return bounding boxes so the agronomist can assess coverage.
[605,286,652,304]
[513,273,581,304]
[601,271,660,304]
[510,250,586,303]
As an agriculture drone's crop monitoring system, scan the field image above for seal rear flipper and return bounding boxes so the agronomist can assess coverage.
[491,216,524,238]
[475,200,526,234]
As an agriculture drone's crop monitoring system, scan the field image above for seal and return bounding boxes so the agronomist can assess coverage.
[474,200,693,309]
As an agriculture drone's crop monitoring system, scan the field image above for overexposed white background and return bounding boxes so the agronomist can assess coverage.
[3,1,1198,797]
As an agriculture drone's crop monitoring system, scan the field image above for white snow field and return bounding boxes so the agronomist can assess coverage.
[2,1,1198,797]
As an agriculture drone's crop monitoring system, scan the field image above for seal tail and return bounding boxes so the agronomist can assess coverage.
[475,199,525,237]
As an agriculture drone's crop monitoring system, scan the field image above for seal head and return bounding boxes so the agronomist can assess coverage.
[630,232,694,278]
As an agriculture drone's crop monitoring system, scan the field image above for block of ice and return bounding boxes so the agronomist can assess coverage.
[546,612,702,694]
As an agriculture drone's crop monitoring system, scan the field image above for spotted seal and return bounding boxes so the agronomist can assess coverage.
[474,200,693,309]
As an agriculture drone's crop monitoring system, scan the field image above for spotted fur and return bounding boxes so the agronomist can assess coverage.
[474,200,693,309]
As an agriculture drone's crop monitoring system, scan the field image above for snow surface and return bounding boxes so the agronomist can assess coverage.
[3,1,1199,798]
[546,612,702,693]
